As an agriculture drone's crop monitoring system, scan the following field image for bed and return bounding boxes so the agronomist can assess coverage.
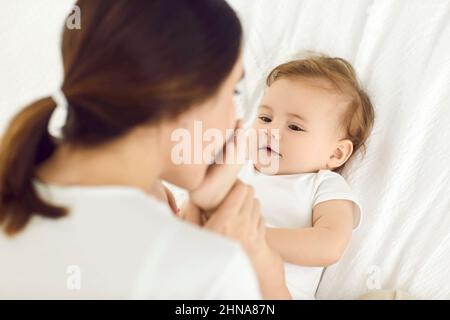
[227,0,450,299]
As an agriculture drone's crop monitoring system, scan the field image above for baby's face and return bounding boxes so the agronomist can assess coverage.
[251,78,349,174]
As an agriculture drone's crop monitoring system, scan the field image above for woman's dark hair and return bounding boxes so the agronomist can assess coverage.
[0,0,242,236]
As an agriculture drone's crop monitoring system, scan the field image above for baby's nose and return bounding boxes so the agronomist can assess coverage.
[265,128,280,140]
[266,129,280,139]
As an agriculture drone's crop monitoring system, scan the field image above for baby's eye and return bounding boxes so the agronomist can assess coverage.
[258,116,272,123]
[234,89,241,95]
[288,124,304,132]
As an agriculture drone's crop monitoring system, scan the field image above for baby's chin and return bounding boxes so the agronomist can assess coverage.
[253,161,282,175]
[254,159,321,175]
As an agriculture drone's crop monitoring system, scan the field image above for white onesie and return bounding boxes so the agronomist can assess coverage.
[239,161,362,299]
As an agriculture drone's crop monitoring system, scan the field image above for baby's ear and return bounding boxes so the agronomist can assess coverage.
[327,139,353,170]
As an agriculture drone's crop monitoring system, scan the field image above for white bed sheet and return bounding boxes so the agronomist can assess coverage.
[1,0,448,300]
[227,0,450,299]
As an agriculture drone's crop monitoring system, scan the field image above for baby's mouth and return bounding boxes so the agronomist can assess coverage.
[258,145,282,158]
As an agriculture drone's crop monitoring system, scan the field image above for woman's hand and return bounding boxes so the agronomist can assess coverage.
[248,240,292,299]
[191,180,291,299]
[178,198,204,225]
[202,181,262,253]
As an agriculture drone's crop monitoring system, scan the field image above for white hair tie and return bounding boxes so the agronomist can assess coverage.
[48,90,69,139]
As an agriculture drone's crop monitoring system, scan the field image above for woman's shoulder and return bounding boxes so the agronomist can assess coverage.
[34,180,246,256]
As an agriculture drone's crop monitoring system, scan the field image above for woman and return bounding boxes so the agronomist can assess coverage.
[0,0,290,299]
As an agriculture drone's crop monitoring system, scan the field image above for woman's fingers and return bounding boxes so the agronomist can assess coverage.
[180,200,203,226]
[252,200,266,244]
[257,214,266,243]
[238,185,254,215]
[214,180,249,217]
[202,179,266,259]
[241,198,264,253]
[250,199,261,225]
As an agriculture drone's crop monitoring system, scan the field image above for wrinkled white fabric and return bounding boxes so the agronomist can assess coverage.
[228,0,450,299]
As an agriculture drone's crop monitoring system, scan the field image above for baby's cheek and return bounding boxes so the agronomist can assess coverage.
[289,146,306,164]
[286,140,316,167]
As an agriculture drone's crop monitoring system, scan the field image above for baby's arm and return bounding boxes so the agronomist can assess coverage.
[266,199,355,267]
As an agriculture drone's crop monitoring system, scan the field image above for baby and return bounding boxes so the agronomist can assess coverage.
[187,53,375,299]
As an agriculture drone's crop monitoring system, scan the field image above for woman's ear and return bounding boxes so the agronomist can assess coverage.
[327,139,353,170]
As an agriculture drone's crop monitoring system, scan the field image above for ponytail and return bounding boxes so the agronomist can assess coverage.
[0,97,67,237]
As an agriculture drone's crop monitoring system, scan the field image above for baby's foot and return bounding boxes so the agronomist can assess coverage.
[189,121,247,211]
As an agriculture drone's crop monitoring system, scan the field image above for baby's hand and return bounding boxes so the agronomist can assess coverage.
[189,121,247,211]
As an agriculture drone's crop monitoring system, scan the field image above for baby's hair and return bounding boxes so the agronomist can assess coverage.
[266,52,375,173]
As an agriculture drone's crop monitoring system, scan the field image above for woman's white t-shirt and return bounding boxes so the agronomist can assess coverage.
[0,181,262,299]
